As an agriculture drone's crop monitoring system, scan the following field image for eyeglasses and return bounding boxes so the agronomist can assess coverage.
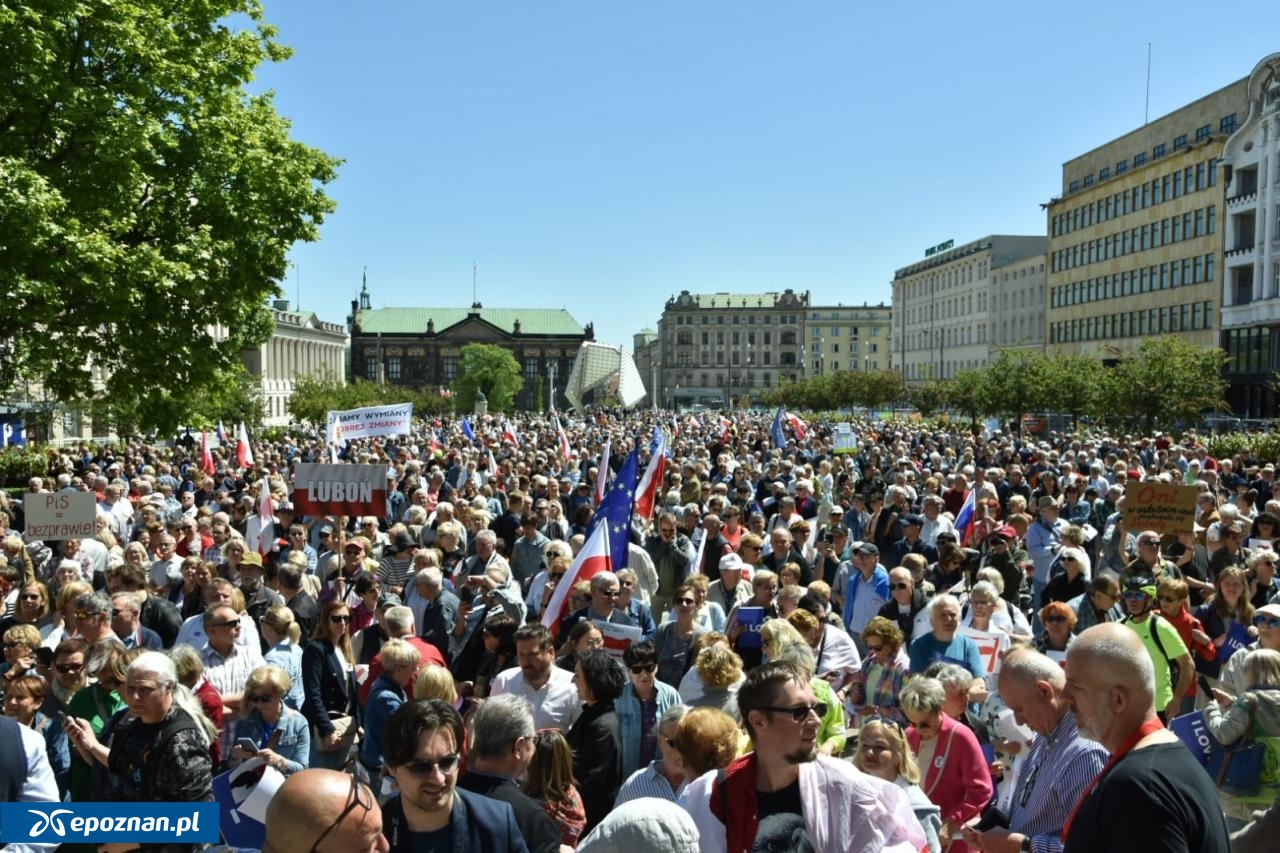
[72,611,100,621]
[247,694,276,704]
[971,599,995,607]
[598,590,620,598]
[309,773,374,853]
[329,614,351,623]
[889,582,911,591]
[401,753,461,776]
[18,593,41,602]
[1253,615,1280,629]
[211,620,242,629]
[675,597,695,606]
[1044,614,1068,624]
[629,663,657,675]
[759,703,827,721]
[56,662,85,674]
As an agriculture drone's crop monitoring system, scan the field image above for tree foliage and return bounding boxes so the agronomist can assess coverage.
[452,343,523,412]
[0,1,340,434]
[288,371,453,426]
[1107,336,1229,431]
[763,369,905,412]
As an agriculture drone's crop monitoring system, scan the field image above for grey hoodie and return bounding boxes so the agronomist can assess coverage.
[575,797,700,853]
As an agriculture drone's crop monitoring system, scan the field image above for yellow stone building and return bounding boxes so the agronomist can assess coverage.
[1045,78,1249,359]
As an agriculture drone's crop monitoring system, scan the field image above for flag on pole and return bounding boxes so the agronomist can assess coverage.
[594,439,611,507]
[215,421,228,444]
[461,417,476,443]
[541,522,612,630]
[199,431,215,475]
[587,448,638,573]
[786,412,809,441]
[235,422,254,469]
[770,408,788,449]
[955,489,976,546]
[718,416,732,444]
[502,420,521,447]
[634,428,667,521]
[686,415,702,430]
[556,416,571,462]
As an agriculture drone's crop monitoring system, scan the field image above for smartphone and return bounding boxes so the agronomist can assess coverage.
[1197,674,1213,695]
[236,738,259,754]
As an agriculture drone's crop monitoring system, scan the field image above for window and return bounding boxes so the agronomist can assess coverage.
[365,355,377,379]
[676,331,692,345]
[1174,134,1188,150]
[442,356,458,381]
[1221,114,1237,134]
[1100,166,1111,180]
[1116,160,1128,175]
[1069,180,1081,193]
[1134,152,1147,167]
[524,357,538,381]
[1083,174,1095,187]
[1153,143,1167,159]
[387,357,401,381]
[1196,124,1212,142]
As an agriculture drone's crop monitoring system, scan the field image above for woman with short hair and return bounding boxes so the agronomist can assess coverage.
[854,717,942,853]
[231,665,310,775]
[567,648,626,835]
[616,640,682,779]
[686,644,744,722]
[3,674,71,797]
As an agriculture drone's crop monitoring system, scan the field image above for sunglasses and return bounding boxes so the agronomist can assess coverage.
[402,754,461,776]
[598,590,620,598]
[1044,614,1068,623]
[675,598,696,606]
[890,582,910,591]
[760,702,827,721]
[629,664,657,675]
[72,611,100,621]
[56,662,85,674]
[19,593,42,602]
[211,620,242,629]
[1253,615,1280,629]
[329,614,352,624]
[549,573,564,582]
[247,694,276,704]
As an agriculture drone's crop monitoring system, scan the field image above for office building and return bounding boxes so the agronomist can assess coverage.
[805,303,892,376]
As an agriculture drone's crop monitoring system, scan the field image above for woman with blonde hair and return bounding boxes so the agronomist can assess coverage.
[231,665,309,774]
[260,605,305,710]
[855,717,942,853]
[686,644,743,722]
[760,618,847,755]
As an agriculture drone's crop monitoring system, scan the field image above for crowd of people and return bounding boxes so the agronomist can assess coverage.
[1,408,1278,852]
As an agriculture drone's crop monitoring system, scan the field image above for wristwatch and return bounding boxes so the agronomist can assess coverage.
[1020,838,1032,853]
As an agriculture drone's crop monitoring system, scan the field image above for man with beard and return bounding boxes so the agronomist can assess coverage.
[1061,624,1229,853]
[489,623,580,731]
[686,661,925,853]
[380,699,527,853]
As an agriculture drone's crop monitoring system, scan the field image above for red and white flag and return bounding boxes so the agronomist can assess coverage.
[199,431,215,475]
[541,522,612,630]
[502,421,521,447]
[256,476,274,557]
[594,439,611,506]
[634,430,668,521]
[686,415,702,430]
[236,422,254,469]
[555,417,571,462]
[786,412,809,441]
[718,416,732,443]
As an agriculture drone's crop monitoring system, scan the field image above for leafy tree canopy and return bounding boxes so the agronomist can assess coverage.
[452,343,523,412]
[0,0,340,434]
[288,370,453,426]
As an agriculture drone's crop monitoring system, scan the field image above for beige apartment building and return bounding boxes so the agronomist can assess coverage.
[805,303,892,378]
[1045,78,1249,359]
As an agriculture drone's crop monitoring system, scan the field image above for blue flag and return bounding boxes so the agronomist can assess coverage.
[461,417,476,443]
[770,407,787,449]
[648,425,663,455]
[587,448,639,571]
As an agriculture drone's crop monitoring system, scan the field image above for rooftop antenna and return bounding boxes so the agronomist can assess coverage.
[1144,42,1152,125]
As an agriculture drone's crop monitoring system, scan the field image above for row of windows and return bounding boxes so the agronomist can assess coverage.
[809,326,885,338]
[1065,117,1235,194]
[675,350,788,367]
[807,311,888,321]
[897,261,990,301]
[671,314,799,326]
[906,324,988,351]
[367,355,459,382]
[673,331,792,346]
[904,292,989,327]
[1049,301,1214,344]
[1052,158,1219,237]
[811,342,882,355]
[1224,327,1272,375]
[1051,253,1217,308]
[1051,205,1216,273]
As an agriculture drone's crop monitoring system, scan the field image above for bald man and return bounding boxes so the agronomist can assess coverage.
[262,768,388,853]
[1060,624,1228,853]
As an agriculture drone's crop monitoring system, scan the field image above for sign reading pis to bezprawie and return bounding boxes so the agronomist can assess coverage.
[23,492,96,540]
[0,802,219,844]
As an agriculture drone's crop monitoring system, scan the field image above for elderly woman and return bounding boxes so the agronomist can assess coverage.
[854,717,943,853]
[231,664,310,775]
[1207,648,1280,828]
[902,676,992,853]
[1042,545,1091,608]
[1035,600,1078,657]
[64,637,128,802]
[616,640,683,779]
[761,618,847,755]
[3,674,71,797]
[961,580,1015,664]
[673,705,742,782]
[686,644,744,722]
[849,615,909,724]
[66,651,215,851]
[567,648,626,835]
[972,569,1032,638]
[615,704,690,805]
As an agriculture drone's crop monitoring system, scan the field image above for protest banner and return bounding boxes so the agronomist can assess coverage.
[960,626,1005,675]
[593,620,643,660]
[736,606,765,649]
[1170,710,1216,768]
[1217,620,1251,664]
[1123,482,1198,537]
[291,464,387,517]
[212,756,285,849]
[23,492,96,540]
[326,403,413,445]
[833,424,858,455]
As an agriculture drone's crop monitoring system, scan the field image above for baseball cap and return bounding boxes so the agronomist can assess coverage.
[851,541,879,556]
[719,553,746,573]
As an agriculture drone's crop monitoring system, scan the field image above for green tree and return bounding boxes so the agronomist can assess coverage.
[984,349,1054,435]
[1108,336,1228,431]
[452,343,523,412]
[858,370,906,410]
[944,367,992,429]
[0,1,339,434]
[1040,351,1106,429]
[909,381,947,419]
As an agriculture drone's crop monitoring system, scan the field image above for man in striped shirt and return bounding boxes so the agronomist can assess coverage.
[965,648,1106,853]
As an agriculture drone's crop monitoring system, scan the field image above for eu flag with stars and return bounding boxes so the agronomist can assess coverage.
[770,407,787,449]
[587,448,639,571]
[461,417,476,443]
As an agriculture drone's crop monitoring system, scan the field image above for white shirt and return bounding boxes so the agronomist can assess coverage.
[175,611,262,651]
[8,723,61,853]
[489,665,582,731]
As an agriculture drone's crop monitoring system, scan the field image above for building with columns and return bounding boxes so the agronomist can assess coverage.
[1220,53,1280,418]
[238,299,349,426]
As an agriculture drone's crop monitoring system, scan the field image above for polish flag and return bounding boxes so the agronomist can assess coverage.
[236,422,254,469]
[199,431,215,475]
[786,412,809,441]
[687,415,702,430]
[634,430,668,521]
[594,439,611,506]
[555,417,572,462]
[718,416,733,443]
[541,522,612,631]
[254,476,274,557]
[502,421,521,447]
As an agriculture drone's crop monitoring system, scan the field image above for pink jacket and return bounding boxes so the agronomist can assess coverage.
[907,714,993,853]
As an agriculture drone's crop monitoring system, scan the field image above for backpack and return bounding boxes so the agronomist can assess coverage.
[1124,611,1180,689]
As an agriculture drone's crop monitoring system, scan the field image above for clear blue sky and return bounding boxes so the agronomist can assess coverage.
[255,2,1276,347]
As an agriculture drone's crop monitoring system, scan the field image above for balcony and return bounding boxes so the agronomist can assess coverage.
[1227,190,1258,209]
[1226,243,1256,259]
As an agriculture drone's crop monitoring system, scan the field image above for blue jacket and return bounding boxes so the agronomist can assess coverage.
[615,679,682,778]
[32,711,70,798]
[383,786,529,853]
[233,707,310,775]
[360,673,405,773]
[843,565,890,630]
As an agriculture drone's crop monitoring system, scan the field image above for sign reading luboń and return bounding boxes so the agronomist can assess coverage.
[1123,482,1199,537]
[291,464,388,517]
[325,403,413,446]
[25,492,96,540]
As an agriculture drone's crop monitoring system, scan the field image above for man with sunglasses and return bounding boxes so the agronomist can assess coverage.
[262,768,389,853]
[381,699,528,853]
[1119,575,1193,722]
[686,661,924,853]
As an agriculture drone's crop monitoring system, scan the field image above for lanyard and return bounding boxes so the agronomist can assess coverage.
[1061,717,1164,845]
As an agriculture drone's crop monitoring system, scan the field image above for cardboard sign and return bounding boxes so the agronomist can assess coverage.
[326,403,414,446]
[1171,711,1216,768]
[291,463,388,516]
[1123,482,1198,537]
[833,424,859,455]
[960,626,1005,675]
[736,606,765,649]
[23,492,96,540]
[1217,621,1251,664]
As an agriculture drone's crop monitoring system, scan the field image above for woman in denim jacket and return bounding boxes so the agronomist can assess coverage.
[230,664,310,775]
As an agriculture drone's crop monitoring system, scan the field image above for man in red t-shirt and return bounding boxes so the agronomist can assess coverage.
[358,604,445,706]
